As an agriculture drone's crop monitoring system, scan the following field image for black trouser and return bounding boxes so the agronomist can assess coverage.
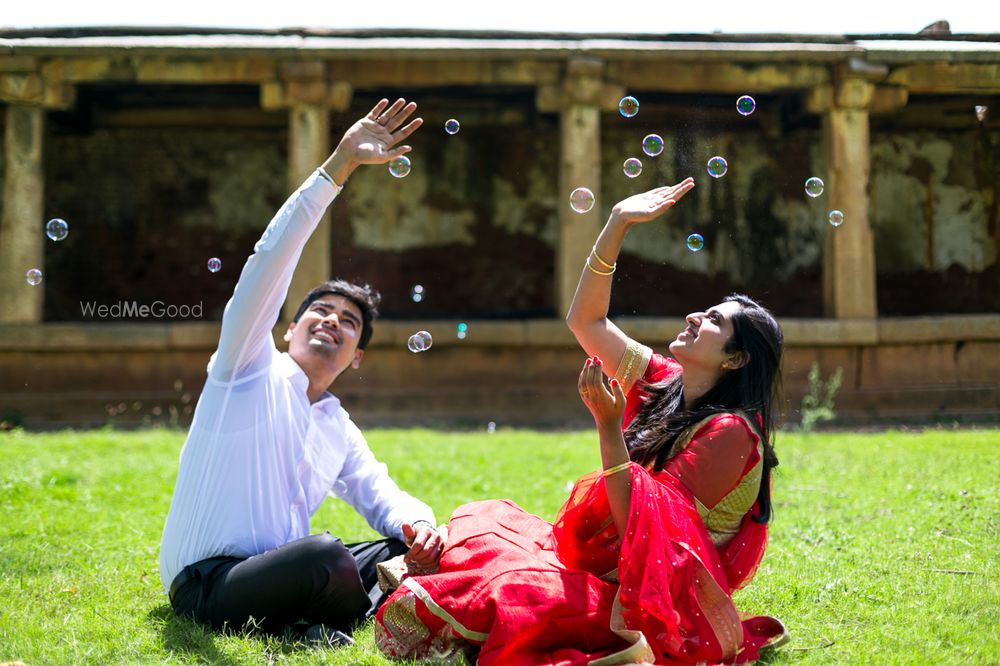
[169,532,408,635]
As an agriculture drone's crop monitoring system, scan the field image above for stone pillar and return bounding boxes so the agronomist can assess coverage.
[262,64,352,319]
[538,58,624,316]
[285,103,331,314]
[0,104,45,323]
[557,105,601,317]
[809,78,880,319]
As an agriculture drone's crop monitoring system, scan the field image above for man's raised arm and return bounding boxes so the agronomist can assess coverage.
[209,99,422,381]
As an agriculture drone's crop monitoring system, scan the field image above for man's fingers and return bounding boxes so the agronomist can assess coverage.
[367,98,390,120]
[385,101,418,133]
[407,542,435,566]
[401,522,416,546]
[389,118,423,145]
[386,145,413,161]
[380,97,406,122]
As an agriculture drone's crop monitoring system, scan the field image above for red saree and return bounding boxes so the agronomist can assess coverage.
[375,353,787,665]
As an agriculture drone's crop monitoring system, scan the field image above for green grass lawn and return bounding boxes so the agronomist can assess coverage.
[0,427,997,665]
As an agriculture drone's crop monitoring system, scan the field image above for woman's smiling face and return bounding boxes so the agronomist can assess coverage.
[668,300,743,371]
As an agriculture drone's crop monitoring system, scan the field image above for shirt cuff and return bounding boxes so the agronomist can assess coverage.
[315,166,344,195]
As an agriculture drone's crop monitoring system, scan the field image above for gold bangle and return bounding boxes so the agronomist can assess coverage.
[586,258,616,276]
[602,461,632,478]
[591,246,616,270]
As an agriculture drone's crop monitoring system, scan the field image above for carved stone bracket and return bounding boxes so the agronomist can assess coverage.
[0,72,75,110]
[536,57,624,112]
[806,79,906,114]
[260,61,353,111]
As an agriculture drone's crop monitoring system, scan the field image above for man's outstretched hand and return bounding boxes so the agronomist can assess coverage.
[401,522,445,575]
[322,98,423,185]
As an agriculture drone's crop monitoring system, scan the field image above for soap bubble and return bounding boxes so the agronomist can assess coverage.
[207,257,222,273]
[569,187,595,214]
[444,118,460,135]
[46,218,69,241]
[457,322,468,340]
[407,330,433,353]
[411,284,425,303]
[388,156,411,178]
[805,177,825,198]
[686,233,705,252]
[828,210,845,227]
[618,96,639,118]
[736,95,756,116]
[642,134,664,157]
[623,158,643,178]
[25,268,43,286]
[707,156,728,178]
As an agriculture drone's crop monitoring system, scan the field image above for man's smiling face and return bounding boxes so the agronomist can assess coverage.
[285,294,365,381]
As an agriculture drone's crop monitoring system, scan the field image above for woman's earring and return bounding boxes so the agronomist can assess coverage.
[721,362,729,369]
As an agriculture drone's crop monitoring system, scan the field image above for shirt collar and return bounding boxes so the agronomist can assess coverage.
[276,351,342,413]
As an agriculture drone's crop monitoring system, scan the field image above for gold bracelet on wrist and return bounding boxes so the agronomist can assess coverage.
[586,257,616,276]
[602,461,632,478]
[591,246,616,270]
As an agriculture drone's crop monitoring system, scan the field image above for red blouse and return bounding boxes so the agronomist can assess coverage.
[623,352,761,512]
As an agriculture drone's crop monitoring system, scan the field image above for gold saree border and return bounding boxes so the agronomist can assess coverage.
[614,340,653,394]
[588,590,657,666]
[677,540,743,660]
[401,577,490,643]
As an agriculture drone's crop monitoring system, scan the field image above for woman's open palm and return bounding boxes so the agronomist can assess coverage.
[611,177,696,226]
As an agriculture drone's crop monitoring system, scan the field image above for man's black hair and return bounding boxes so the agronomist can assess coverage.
[292,279,381,349]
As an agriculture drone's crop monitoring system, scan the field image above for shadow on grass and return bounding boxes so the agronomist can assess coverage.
[149,605,241,666]
[149,605,322,664]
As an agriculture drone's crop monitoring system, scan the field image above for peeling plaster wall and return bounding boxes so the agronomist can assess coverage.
[872,132,997,273]
[330,100,560,318]
[28,90,1000,322]
[871,129,999,314]
[42,125,287,321]
[596,117,826,316]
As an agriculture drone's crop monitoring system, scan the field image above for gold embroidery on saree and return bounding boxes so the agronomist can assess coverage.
[376,587,478,665]
[376,589,433,656]
[402,578,490,642]
[670,413,765,547]
[614,340,653,394]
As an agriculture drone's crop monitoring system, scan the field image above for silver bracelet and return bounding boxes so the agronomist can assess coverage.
[316,166,342,190]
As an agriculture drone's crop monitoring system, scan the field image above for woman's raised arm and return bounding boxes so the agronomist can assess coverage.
[565,178,695,378]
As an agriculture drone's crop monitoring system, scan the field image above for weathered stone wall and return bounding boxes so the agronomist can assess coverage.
[27,87,1000,323]
[2,329,997,430]
[870,126,999,314]
[42,91,287,321]
[329,92,560,319]
[598,94,826,316]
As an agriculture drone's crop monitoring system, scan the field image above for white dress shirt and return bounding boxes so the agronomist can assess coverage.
[159,171,435,592]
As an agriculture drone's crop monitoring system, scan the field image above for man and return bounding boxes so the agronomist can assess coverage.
[159,98,442,645]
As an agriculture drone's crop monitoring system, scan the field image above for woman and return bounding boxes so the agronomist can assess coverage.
[375,180,789,665]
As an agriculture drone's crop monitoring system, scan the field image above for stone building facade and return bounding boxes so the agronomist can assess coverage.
[1,28,998,427]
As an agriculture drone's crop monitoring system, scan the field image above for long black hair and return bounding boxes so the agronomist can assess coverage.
[623,294,784,524]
